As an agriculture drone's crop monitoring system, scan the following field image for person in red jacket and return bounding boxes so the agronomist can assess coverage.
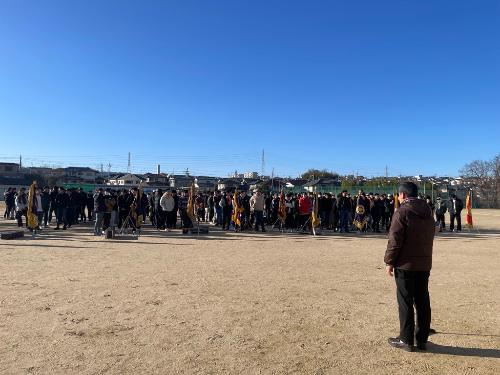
[297,193,311,230]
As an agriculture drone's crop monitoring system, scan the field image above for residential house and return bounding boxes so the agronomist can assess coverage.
[303,178,341,193]
[143,173,170,184]
[169,174,195,190]
[64,167,100,182]
[194,176,218,191]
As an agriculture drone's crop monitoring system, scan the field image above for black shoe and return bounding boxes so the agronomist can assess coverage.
[416,342,427,350]
[54,227,60,230]
[62,226,67,230]
[388,337,414,352]
[429,328,437,335]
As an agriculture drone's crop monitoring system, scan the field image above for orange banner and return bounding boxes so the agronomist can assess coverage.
[466,190,473,228]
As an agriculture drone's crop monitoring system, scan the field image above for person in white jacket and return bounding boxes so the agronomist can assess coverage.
[160,190,176,231]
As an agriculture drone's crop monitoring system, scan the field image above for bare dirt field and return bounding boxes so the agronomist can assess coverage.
[1,203,499,374]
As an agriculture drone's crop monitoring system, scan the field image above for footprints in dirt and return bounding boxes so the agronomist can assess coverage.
[64,323,133,338]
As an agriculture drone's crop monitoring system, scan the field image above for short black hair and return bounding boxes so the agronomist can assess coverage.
[398,182,418,197]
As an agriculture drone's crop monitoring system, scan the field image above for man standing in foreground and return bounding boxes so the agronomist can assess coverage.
[384,182,435,352]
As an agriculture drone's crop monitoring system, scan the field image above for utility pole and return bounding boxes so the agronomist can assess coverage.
[19,155,22,171]
[100,163,104,174]
[127,152,131,173]
[385,165,388,178]
[261,149,265,177]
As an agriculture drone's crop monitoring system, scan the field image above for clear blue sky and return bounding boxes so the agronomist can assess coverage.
[0,0,499,177]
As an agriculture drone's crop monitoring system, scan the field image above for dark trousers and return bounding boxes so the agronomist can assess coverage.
[381,213,390,230]
[56,207,67,228]
[4,204,13,218]
[180,209,193,229]
[42,208,49,226]
[16,210,27,227]
[36,212,43,227]
[221,208,231,229]
[372,215,381,232]
[297,214,310,230]
[320,210,328,228]
[436,214,445,231]
[395,268,431,346]
[48,206,56,222]
[119,210,128,228]
[80,206,87,221]
[103,212,111,230]
[166,211,176,228]
[87,206,93,221]
[215,207,222,225]
[156,210,166,229]
[450,213,461,231]
[339,210,350,232]
[253,210,265,231]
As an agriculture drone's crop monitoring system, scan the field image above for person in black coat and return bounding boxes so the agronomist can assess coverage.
[93,188,106,235]
[117,189,131,228]
[41,186,51,227]
[370,193,385,233]
[337,190,352,233]
[48,186,59,223]
[54,187,69,230]
[4,188,16,219]
[86,192,94,221]
[449,194,464,232]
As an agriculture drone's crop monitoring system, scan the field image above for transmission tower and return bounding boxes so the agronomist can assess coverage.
[127,152,131,173]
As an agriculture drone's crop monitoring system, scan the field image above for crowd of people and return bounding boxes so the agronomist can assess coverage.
[2,186,465,235]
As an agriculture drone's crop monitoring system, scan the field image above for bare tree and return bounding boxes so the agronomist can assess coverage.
[460,155,499,208]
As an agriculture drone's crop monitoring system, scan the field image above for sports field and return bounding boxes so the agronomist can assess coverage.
[1,203,499,374]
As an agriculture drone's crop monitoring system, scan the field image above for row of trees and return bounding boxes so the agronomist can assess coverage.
[460,154,500,208]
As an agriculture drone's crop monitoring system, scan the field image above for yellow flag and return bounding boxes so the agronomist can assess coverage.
[311,193,320,228]
[232,191,241,227]
[187,184,195,220]
[278,191,287,223]
[27,181,38,230]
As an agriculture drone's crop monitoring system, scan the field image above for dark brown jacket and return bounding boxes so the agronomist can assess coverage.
[384,198,435,271]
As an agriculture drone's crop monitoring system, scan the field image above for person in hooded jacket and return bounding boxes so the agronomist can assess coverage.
[384,182,435,352]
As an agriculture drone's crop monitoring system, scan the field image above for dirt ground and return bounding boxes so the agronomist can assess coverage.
[0,202,499,374]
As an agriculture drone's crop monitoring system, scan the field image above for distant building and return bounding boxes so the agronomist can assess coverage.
[143,173,170,184]
[217,178,241,192]
[243,171,259,179]
[64,167,100,182]
[230,170,244,178]
[285,178,308,189]
[169,174,195,190]
[25,167,55,176]
[0,162,20,175]
[194,176,218,191]
[303,178,341,192]
[107,173,143,186]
